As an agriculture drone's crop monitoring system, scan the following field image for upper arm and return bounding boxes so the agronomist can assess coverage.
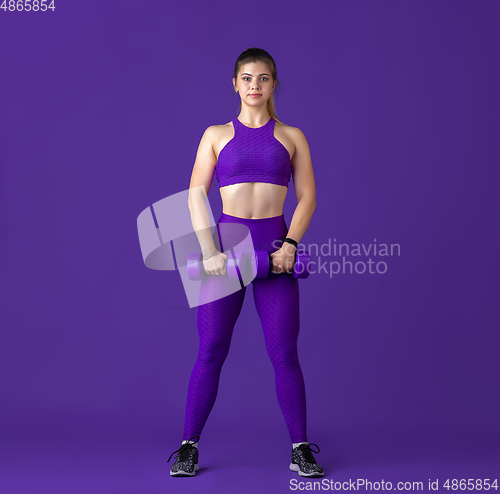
[188,125,218,202]
[290,127,316,204]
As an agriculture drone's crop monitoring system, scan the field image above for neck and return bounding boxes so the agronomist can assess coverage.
[238,109,271,128]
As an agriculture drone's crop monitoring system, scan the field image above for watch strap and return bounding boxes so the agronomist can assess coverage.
[283,237,299,248]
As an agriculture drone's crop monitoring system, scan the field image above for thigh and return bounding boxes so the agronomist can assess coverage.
[197,276,247,347]
[252,273,300,340]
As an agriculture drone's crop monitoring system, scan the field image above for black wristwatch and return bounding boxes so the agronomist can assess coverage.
[283,237,299,248]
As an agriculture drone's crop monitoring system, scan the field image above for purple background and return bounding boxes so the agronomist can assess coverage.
[1,1,499,493]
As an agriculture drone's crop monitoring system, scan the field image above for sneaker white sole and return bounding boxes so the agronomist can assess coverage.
[170,464,199,477]
[289,462,324,477]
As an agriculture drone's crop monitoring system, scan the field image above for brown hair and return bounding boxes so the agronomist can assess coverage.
[232,47,283,124]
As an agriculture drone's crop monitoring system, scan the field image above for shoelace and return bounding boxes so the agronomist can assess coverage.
[167,435,200,463]
[298,442,320,463]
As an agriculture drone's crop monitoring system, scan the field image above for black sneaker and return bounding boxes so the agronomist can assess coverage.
[168,435,200,477]
[289,442,324,477]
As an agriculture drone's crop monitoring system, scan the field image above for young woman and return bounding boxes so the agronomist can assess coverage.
[167,47,323,478]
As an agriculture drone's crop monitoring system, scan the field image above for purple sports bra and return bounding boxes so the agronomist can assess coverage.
[215,117,292,188]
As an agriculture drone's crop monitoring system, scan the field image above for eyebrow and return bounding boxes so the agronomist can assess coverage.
[241,73,270,76]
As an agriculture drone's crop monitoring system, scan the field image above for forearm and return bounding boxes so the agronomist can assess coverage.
[286,195,316,244]
[187,195,217,258]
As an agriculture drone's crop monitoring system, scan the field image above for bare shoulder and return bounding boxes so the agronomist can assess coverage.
[274,120,309,161]
[196,123,226,154]
[276,121,308,143]
[214,120,234,135]
[211,120,234,136]
[211,120,236,160]
[191,125,221,171]
[279,121,307,140]
[199,124,219,144]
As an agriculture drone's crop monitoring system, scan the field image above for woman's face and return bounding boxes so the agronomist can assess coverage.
[234,61,276,106]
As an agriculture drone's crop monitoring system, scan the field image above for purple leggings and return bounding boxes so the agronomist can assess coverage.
[182,212,307,443]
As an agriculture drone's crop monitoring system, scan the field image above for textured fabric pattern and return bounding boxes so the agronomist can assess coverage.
[290,443,324,477]
[183,213,307,444]
[215,117,292,187]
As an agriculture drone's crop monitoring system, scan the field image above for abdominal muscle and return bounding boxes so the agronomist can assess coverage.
[219,182,288,219]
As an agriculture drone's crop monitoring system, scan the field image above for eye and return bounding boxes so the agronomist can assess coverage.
[242,77,269,82]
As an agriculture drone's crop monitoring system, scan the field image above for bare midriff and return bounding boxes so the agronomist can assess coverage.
[220,182,288,219]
